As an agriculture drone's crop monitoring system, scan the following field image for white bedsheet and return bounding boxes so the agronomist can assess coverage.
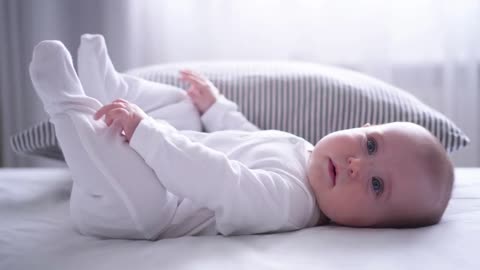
[0,167,479,270]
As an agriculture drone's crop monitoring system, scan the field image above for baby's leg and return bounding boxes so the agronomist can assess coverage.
[30,40,178,240]
[77,34,202,131]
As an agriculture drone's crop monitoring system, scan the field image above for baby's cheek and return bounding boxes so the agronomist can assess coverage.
[330,187,366,212]
[307,163,323,190]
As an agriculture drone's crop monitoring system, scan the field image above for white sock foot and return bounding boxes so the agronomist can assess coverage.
[77,33,202,131]
[77,34,123,104]
[29,40,102,117]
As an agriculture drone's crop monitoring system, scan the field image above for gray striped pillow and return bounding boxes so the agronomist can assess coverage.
[10,62,469,160]
[10,120,64,160]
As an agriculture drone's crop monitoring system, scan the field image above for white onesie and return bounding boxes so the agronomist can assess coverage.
[129,96,321,238]
[29,38,321,241]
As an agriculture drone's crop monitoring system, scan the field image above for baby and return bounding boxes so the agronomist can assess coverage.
[29,34,454,240]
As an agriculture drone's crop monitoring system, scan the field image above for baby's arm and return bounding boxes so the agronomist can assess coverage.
[180,69,259,132]
[126,117,312,235]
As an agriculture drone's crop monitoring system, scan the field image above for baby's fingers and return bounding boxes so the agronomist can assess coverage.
[93,104,118,120]
[180,71,208,87]
[180,73,202,86]
[180,69,203,78]
[94,103,123,120]
[104,108,128,126]
[187,87,201,99]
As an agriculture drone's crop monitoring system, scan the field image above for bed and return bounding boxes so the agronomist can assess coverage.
[0,167,479,270]
[3,61,476,269]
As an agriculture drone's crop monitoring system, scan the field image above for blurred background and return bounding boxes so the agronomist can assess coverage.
[1,0,479,168]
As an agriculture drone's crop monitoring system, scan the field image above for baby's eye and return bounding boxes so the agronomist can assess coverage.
[371,177,384,196]
[366,137,377,155]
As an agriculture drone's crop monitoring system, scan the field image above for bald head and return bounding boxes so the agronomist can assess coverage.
[377,123,454,227]
[308,121,454,228]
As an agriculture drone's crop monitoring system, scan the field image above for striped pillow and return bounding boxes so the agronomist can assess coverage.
[10,120,64,160]
[10,62,469,160]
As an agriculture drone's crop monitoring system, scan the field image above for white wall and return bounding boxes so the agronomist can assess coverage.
[1,0,478,167]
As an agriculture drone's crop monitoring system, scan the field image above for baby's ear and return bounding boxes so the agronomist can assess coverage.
[362,123,371,128]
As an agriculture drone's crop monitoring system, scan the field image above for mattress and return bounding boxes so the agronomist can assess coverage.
[1,167,479,270]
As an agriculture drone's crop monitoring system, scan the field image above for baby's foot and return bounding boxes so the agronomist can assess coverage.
[78,33,126,104]
[30,40,102,117]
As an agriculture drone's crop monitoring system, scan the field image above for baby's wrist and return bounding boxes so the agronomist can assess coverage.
[199,98,217,115]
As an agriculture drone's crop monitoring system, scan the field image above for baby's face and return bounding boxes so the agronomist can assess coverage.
[307,122,438,226]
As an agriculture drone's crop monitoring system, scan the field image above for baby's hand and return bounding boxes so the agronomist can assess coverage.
[94,98,148,142]
[180,69,218,115]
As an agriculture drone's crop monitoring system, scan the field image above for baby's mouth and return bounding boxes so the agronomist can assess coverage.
[328,158,337,186]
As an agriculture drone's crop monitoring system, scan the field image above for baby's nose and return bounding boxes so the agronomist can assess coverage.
[347,157,364,179]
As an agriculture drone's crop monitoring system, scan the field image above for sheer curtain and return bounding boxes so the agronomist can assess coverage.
[1,0,479,167]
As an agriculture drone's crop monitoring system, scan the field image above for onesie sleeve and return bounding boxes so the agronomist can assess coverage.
[129,117,312,235]
[200,95,259,132]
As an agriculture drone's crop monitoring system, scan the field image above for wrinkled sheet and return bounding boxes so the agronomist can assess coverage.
[1,167,479,270]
